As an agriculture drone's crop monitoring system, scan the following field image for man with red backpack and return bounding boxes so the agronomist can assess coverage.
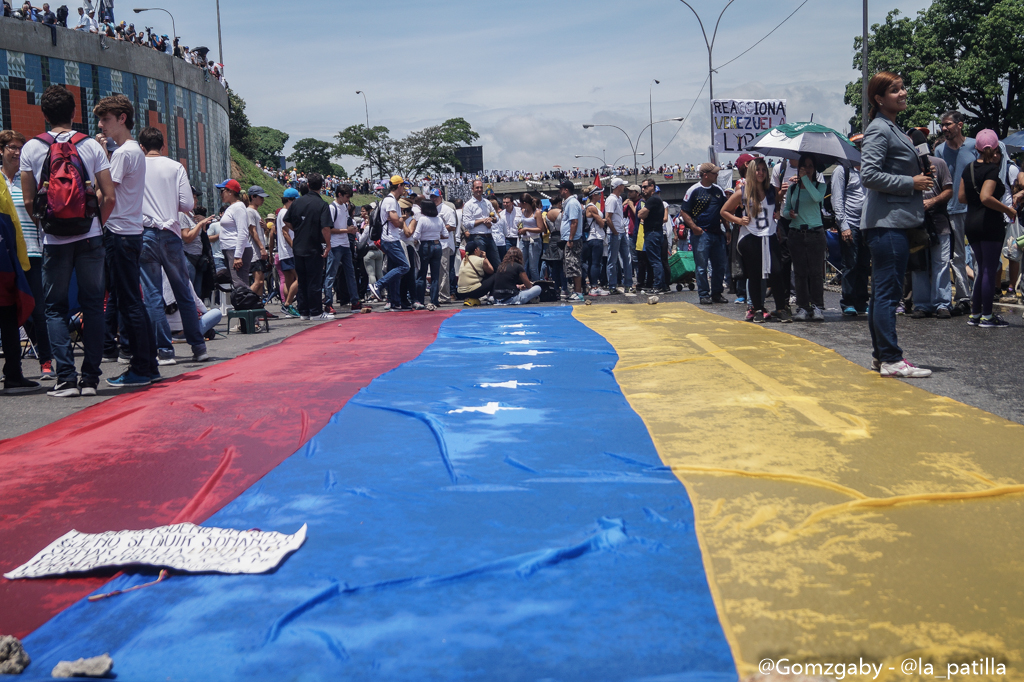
[19,84,115,398]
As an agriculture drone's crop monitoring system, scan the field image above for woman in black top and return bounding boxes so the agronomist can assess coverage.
[493,247,542,305]
[958,129,1017,327]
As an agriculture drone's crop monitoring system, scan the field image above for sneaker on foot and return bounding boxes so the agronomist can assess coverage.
[318,311,336,320]
[79,381,97,397]
[910,308,929,319]
[880,359,931,378]
[101,355,118,363]
[871,358,881,372]
[811,306,825,321]
[47,379,80,397]
[426,303,437,311]
[4,376,41,394]
[568,293,585,302]
[106,370,152,388]
[711,294,730,304]
[412,302,426,310]
[842,306,858,316]
[193,351,211,362]
[895,304,906,315]
[157,357,177,366]
[760,311,771,323]
[734,297,746,305]
[698,297,712,305]
[149,373,163,383]
[744,308,756,322]
[39,360,56,380]
[936,307,951,319]
[368,282,381,301]
[967,314,982,326]
[614,286,626,295]
[792,307,810,321]
[300,314,311,321]
[980,314,1010,328]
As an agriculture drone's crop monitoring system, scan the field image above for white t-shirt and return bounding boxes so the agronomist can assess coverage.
[19,131,110,245]
[105,140,146,236]
[329,201,351,248]
[604,193,625,235]
[380,195,402,243]
[412,214,448,241]
[585,203,605,241]
[276,207,293,259]
[438,203,457,249]
[246,206,265,256]
[217,201,250,252]
[142,155,193,237]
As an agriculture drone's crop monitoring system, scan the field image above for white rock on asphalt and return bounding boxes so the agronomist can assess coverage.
[51,654,113,678]
[0,635,30,674]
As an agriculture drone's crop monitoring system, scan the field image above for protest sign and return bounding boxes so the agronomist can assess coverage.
[4,523,307,579]
[712,99,787,153]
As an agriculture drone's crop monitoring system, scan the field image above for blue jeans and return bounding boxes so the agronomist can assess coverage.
[324,245,359,307]
[690,231,727,297]
[584,239,605,288]
[376,240,409,305]
[417,241,443,306]
[105,231,156,377]
[865,228,909,364]
[140,228,207,358]
[607,232,633,289]
[911,233,951,313]
[840,226,871,312]
[498,285,542,305]
[521,239,542,281]
[644,229,666,290]
[43,235,105,385]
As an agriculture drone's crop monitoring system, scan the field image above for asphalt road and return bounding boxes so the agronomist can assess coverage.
[4,287,1023,440]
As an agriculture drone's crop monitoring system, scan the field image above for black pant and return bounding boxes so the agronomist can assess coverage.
[788,228,827,311]
[776,219,793,307]
[456,276,495,300]
[737,234,786,313]
[104,231,155,377]
[0,305,24,381]
[294,254,324,316]
[471,233,501,271]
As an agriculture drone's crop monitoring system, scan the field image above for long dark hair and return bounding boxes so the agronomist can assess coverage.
[498,246,524,273]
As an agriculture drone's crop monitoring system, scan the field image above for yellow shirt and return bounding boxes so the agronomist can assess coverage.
[0,172,29,272]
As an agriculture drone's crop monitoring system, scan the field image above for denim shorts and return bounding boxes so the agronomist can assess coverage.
[279,257,295,272]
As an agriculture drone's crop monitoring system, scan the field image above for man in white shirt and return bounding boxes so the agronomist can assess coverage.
[500,195,521,251]
[461,179,500,269]
[605,178,633,294]
[137,126,209,366]
[20,85,115,397]
[366,175,410,308]
[324,184,360,312]
[94,94,156,388]
[432,190,458,303]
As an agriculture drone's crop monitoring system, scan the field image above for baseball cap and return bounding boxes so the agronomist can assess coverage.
[627,184,641,193]
[558,179,576,192]
[735,153,757,173]
[698,162,722,174]
[247,185,269,198]
[610,178,628,189]
[976,129,999,152]
[215,179,241,193]
[430,188,442,198]
[283,188,300,199]
[390,174,404,186]
[654,185,661,193]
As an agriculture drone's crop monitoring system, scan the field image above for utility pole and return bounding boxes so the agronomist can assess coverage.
[215,0,223,67]
[679,1,736,162]
[861,0,869,131]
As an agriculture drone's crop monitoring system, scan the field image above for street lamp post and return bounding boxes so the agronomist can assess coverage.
[583,118,684,183]
[574,150,606,166]
[215,0,223,67]
[678,0,736,162]
[355,90,369,129]
[650,79,660,164]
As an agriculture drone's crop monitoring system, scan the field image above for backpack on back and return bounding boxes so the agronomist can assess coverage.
[369,201,386,242]
[32,132,98,237]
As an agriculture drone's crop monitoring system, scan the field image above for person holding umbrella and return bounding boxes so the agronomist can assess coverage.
[860,71,933,378]
[783,153,827,321]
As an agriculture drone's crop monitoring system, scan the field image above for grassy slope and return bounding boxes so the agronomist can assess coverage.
[230,147,285,218]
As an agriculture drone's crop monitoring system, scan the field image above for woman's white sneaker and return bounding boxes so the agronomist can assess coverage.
[880,359,931,378]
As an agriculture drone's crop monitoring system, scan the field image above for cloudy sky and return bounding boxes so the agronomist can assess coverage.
[164,0,930,173]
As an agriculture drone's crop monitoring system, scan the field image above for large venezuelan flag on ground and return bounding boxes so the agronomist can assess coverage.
[2,304,1020,681]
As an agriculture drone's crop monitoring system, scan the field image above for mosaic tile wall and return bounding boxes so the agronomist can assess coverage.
[0,48,229,212]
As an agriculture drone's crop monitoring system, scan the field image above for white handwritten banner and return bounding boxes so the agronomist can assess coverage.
[4,523,308,579]
[712,99,787,153]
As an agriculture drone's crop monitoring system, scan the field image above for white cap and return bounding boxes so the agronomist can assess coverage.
[610,178,628,188]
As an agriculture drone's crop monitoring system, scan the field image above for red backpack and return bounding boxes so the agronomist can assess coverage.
[32,132,99,237]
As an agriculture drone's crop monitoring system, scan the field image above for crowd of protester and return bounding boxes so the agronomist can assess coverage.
[2,69,1023,395]
[2,0,226,85]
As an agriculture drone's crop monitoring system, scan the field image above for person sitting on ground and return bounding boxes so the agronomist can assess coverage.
[493,246,542,305]
[456,240,494,303]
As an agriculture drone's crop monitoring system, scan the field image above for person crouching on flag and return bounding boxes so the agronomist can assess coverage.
[0,171,40,393]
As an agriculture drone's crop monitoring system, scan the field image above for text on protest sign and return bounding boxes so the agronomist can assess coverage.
[713,99,787,153]
[4,523,308,579]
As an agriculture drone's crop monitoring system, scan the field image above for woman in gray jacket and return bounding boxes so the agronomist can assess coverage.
[860,71,934,378]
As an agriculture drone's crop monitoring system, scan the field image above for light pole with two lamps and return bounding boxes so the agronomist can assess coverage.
[583,118,683,183]
[677,0,736,161]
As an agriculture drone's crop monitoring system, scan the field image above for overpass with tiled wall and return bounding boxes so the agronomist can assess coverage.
[0,18,229,212]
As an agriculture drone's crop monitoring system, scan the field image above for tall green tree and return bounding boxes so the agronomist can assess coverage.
[226,88,255,158]
[334,125,398,179]
[248,126,289,168]
[845,0,1024,136]
[287,138,336,176]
